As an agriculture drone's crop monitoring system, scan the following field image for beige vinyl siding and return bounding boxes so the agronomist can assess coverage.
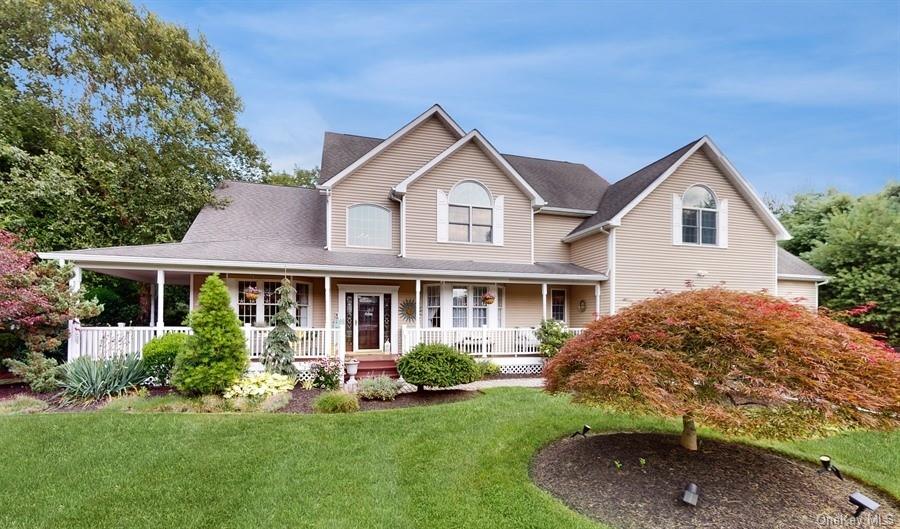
[614,149,778,311]
[330,117,458,254]
[533,214,582,262]
[568,283,606,327]
[405,142,532,262]
[778,279,818,310]
[504,283,543,327]
[571,231,608,272]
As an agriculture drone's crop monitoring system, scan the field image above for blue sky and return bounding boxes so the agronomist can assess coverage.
[143,0,899,199]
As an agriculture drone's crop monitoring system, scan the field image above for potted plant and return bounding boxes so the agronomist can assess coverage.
[243,285,260,301]
[345,358,360,386]
[481,291,496,305]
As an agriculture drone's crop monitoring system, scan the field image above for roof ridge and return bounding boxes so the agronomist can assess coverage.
[220,180,319,191]
[324,131,384,142]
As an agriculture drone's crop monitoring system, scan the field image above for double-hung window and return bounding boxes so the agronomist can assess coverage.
[449,181,493,243]
[681,186,717,245]
[551,289,566,322]
[426,285,441,328]
[237,280,257,325]
[295,283,310,327]
[263,281,280,325]
[452,286,469,327]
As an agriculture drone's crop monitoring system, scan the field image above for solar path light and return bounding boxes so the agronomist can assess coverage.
[849,492,879,518]
[570,425,591,438]
[681,483,699,506]
[818,455,844,480]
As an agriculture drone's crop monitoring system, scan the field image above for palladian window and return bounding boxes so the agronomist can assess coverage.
[681,186,717,245]
[448,181,493,243]
[347,204,391,248]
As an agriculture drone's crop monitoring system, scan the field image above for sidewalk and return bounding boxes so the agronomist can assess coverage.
[451,377,544,390]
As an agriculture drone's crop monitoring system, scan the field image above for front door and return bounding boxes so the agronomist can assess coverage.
[356,295,381,350]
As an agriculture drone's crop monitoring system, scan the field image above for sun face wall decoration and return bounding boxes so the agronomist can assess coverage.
[399,298,417,322]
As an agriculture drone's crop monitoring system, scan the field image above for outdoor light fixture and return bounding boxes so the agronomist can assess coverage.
[818,455,844,480]
[849,492,879,518]
[570,425,591,438]
[681,483,699,506]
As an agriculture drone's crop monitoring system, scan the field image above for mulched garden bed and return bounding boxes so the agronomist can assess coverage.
[279,387,477,414]
[532,432,898,529]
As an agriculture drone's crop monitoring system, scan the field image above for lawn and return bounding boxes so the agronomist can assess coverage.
[0,388,896,529]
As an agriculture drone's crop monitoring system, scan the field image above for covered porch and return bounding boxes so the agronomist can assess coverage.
[61,266,602,374]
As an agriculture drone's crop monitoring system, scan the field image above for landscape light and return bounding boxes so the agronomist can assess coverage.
[818,455,844,480]
[849,492,879,518]
[569,425,591,438]
[681,483,699,506]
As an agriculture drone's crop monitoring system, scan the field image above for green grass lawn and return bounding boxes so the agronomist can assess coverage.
[0,388,896,529]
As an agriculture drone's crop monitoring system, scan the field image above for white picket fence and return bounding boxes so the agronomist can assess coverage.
[401,327,585,358]
[68,325,336,361]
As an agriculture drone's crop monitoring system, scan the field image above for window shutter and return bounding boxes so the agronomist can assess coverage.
[672,194,683,244]
[718,199,728,248]
[436,190,449,242]
[493,195,504,245]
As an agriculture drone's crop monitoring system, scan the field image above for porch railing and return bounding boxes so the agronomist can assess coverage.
[401,327,585,358]
[69,325,337,361]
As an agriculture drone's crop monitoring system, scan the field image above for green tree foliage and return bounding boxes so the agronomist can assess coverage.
[535,319,574,358]
[262,278,298,376]
[776,183,899,344]
[0,0,269,322]
[142,332,188,384]
[262,167,319,188]
[172,274,248,395]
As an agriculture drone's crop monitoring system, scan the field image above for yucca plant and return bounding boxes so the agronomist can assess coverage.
[61,354,148,402]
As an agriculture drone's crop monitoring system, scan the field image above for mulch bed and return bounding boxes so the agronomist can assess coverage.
[532,433,898,529]
[278,387,477,414]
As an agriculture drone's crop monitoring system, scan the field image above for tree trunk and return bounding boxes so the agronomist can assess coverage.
[681,413,698,451]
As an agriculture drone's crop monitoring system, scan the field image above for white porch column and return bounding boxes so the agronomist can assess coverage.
[69,265,82,293]
[149,284,156,327]
[541,283,548,321]
[594,283,601,320]
[415,279,421,330]
[324,275,332,357]
[62,261,82,361]
[156,270,165,334]
[188,274,194,311]
[488,282,499,327]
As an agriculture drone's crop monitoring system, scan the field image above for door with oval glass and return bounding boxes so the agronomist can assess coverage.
[356,294,381,350]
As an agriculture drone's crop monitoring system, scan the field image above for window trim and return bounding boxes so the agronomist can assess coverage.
[448,180,494,244]
[550,288,567,323]
[680,185,719,247]
[345,203,392,249]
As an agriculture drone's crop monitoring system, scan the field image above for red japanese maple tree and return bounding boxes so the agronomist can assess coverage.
[0,231,100,353]
[544,288,899,449]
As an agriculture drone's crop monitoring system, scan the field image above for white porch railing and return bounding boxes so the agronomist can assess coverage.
[69,325,336,361]
[401,327,585,358]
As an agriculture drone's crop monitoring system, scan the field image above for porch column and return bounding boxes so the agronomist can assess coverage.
[324,275,332,356]
[149,284,156,327]
[156,270,165,334]
[415,279,421,330]
[594,284,601,320]
[64,261,82,362]
[541,283,548,321]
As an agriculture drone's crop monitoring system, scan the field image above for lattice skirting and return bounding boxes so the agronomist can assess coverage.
[492,357,545,375]
[248,360,318,383]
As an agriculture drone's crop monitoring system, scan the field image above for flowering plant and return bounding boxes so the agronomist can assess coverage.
[223,372,295,399]
[243,286,260,301]
[311,358,343,390]
[481,291,496,305]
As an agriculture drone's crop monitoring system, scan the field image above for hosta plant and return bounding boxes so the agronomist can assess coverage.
[61,354,148,402]
[223,372,295,400]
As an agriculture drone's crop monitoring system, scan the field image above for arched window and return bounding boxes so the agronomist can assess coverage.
[681,186,717,245]
[347,204,391,248]
[448,181,493,243]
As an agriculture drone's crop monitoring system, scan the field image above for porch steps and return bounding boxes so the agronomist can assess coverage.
[348,356,400,380]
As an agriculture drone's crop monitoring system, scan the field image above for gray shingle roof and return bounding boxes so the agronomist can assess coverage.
[569,138,704,237]
[777,247,827,278]
[319,132,609,211]
[60,238,605,279]
[183,181,326,246]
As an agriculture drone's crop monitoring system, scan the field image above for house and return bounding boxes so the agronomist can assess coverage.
[40,105,827,375]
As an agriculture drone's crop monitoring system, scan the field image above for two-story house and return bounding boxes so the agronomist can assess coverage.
[42,105,827,375]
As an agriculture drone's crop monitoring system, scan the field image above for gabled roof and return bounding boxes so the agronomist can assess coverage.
[777,247,827,280]
[564,136,792,242]
[393,130,546,206]
[318,104,465,188]
[319,132,608,211]
[182,181,326,246]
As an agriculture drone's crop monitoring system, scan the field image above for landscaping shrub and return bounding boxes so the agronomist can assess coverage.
[397,344,479,391]
[310,358,342,390]
[3,351,61,393]
[313,390,359,413]
[356,375,403,401]
[545,288,900,441]
[535,319,574,358]
[0,395,48,414]
[172,274,248,395]
[61,354,148,401]
[475,360,502,379]
[142,333,188,385]
[261,278,299,375]
[258,391,292,412]
[223,372,295,400]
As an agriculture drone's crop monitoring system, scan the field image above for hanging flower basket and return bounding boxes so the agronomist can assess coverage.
[244,286,260,301]
[482,291,497,305]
